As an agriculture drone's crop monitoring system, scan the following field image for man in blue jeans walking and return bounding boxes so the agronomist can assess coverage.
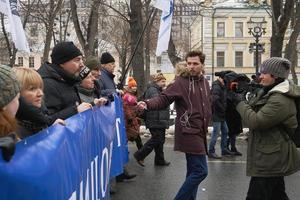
[138,51,212,200]
[208,71,233,159]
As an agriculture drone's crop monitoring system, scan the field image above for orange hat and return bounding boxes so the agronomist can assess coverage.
[127,77,137,88]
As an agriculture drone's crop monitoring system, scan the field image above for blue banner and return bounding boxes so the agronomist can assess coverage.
[0,95,128,200]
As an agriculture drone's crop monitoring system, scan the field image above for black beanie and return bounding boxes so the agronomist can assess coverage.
[100,52,115,64]
[51,42,82,65]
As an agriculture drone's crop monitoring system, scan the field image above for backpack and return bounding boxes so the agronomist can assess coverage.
[291,98,300,147]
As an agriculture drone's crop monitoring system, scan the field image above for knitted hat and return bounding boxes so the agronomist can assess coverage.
[152,73,166,83]
[85,57,101,70]
[259,57,291,79]
[100,52,115,64]
[0,65,20,108]
[51,42,82,65]
[127,77,137,88]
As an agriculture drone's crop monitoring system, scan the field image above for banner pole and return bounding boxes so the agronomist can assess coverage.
[117,7,156,89]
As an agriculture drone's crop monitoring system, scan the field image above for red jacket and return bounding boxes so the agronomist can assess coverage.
[145,72,212,155]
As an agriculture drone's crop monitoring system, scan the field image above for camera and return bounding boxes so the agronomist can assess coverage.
[223,72,262,94]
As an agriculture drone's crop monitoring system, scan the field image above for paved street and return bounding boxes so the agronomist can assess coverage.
[111,138,300,200]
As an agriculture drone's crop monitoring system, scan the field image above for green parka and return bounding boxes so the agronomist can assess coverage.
[236,80,300,177]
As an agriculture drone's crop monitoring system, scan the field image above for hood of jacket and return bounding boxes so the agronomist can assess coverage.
[38,62,81,85]
[176,64,204,79]
[269,80,300,98]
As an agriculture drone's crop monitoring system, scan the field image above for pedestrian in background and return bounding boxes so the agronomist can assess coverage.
[0,65,20,161]
[208,71,233,159]
[232,57,300,200]
[138,51,211,200]
[122,77,143,150]
[134,73,170,167]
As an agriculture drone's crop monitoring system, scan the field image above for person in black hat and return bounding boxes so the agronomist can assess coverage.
[38,41,92,120]
[99,52,119,97]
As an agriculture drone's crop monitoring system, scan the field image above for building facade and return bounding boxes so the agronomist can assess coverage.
[191,0,300,83]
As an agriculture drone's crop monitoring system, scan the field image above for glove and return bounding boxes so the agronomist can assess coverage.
[229,91,244,107]
[0,136,16,162]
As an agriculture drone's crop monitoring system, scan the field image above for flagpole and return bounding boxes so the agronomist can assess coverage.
[117,7,156,90]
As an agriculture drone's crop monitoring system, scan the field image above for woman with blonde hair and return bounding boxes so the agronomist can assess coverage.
[0,65,20,161]
[13,67,64,139]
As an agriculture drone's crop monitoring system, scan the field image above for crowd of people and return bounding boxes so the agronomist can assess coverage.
[0,41,300,200]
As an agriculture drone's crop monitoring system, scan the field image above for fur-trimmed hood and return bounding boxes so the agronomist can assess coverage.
[269,80,300,98]
[175,63,204,78]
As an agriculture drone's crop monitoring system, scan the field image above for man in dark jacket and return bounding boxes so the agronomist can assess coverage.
[99,52,119,97]
[38,42,91,120]
[232,57,300,200]
[134,73,170,167]
[138,51,212,200]
[98,52,136,185]
[208,71,233,159]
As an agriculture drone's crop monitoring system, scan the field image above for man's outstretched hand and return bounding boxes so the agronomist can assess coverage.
[137,101,147,111]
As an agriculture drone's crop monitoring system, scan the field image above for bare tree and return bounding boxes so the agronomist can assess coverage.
[70,0,101,57]
[129,0,145,93]
[0,0,39,67]
[284,1,300,84]
[270,0,294,57]
[143,0,157,84]
[0,14,16,67]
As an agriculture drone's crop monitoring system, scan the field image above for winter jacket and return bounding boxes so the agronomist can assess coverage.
[236,80,300,177]
[211,79,227,122]
[122,91,141,141]
[38,62,81,120]
[145,68,212,155]
[16,97,50,139]
[99,68,116,97]
[144,83,170,129]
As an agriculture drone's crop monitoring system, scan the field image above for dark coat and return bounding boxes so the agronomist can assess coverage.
[145,68,212,155]
[211,79,227,122]
[38,62,81,120]
[99,68,116,97]
[144,83,170,129]
[236,80,300,177]
[226,95,243,136]
[16,97,51,139]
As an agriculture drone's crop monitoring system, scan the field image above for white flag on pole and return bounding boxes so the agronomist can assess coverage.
[154,0,174,56]
[0,0,29,52]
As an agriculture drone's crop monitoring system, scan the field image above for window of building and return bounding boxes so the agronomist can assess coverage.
[235,51,243,67]
[253,53,262,68]
[217,51,225,67]
[18,57,23,66]
[217,22,225,37]
[235,22,243,37]
[29,57,35,68]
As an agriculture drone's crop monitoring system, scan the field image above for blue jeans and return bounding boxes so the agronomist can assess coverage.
[209,121,229,154]
[173,154,208,200]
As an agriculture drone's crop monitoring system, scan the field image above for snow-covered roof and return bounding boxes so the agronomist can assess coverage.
[214,0,251,9]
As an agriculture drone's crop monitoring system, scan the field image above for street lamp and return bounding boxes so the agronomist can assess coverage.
[247,17,267,75]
